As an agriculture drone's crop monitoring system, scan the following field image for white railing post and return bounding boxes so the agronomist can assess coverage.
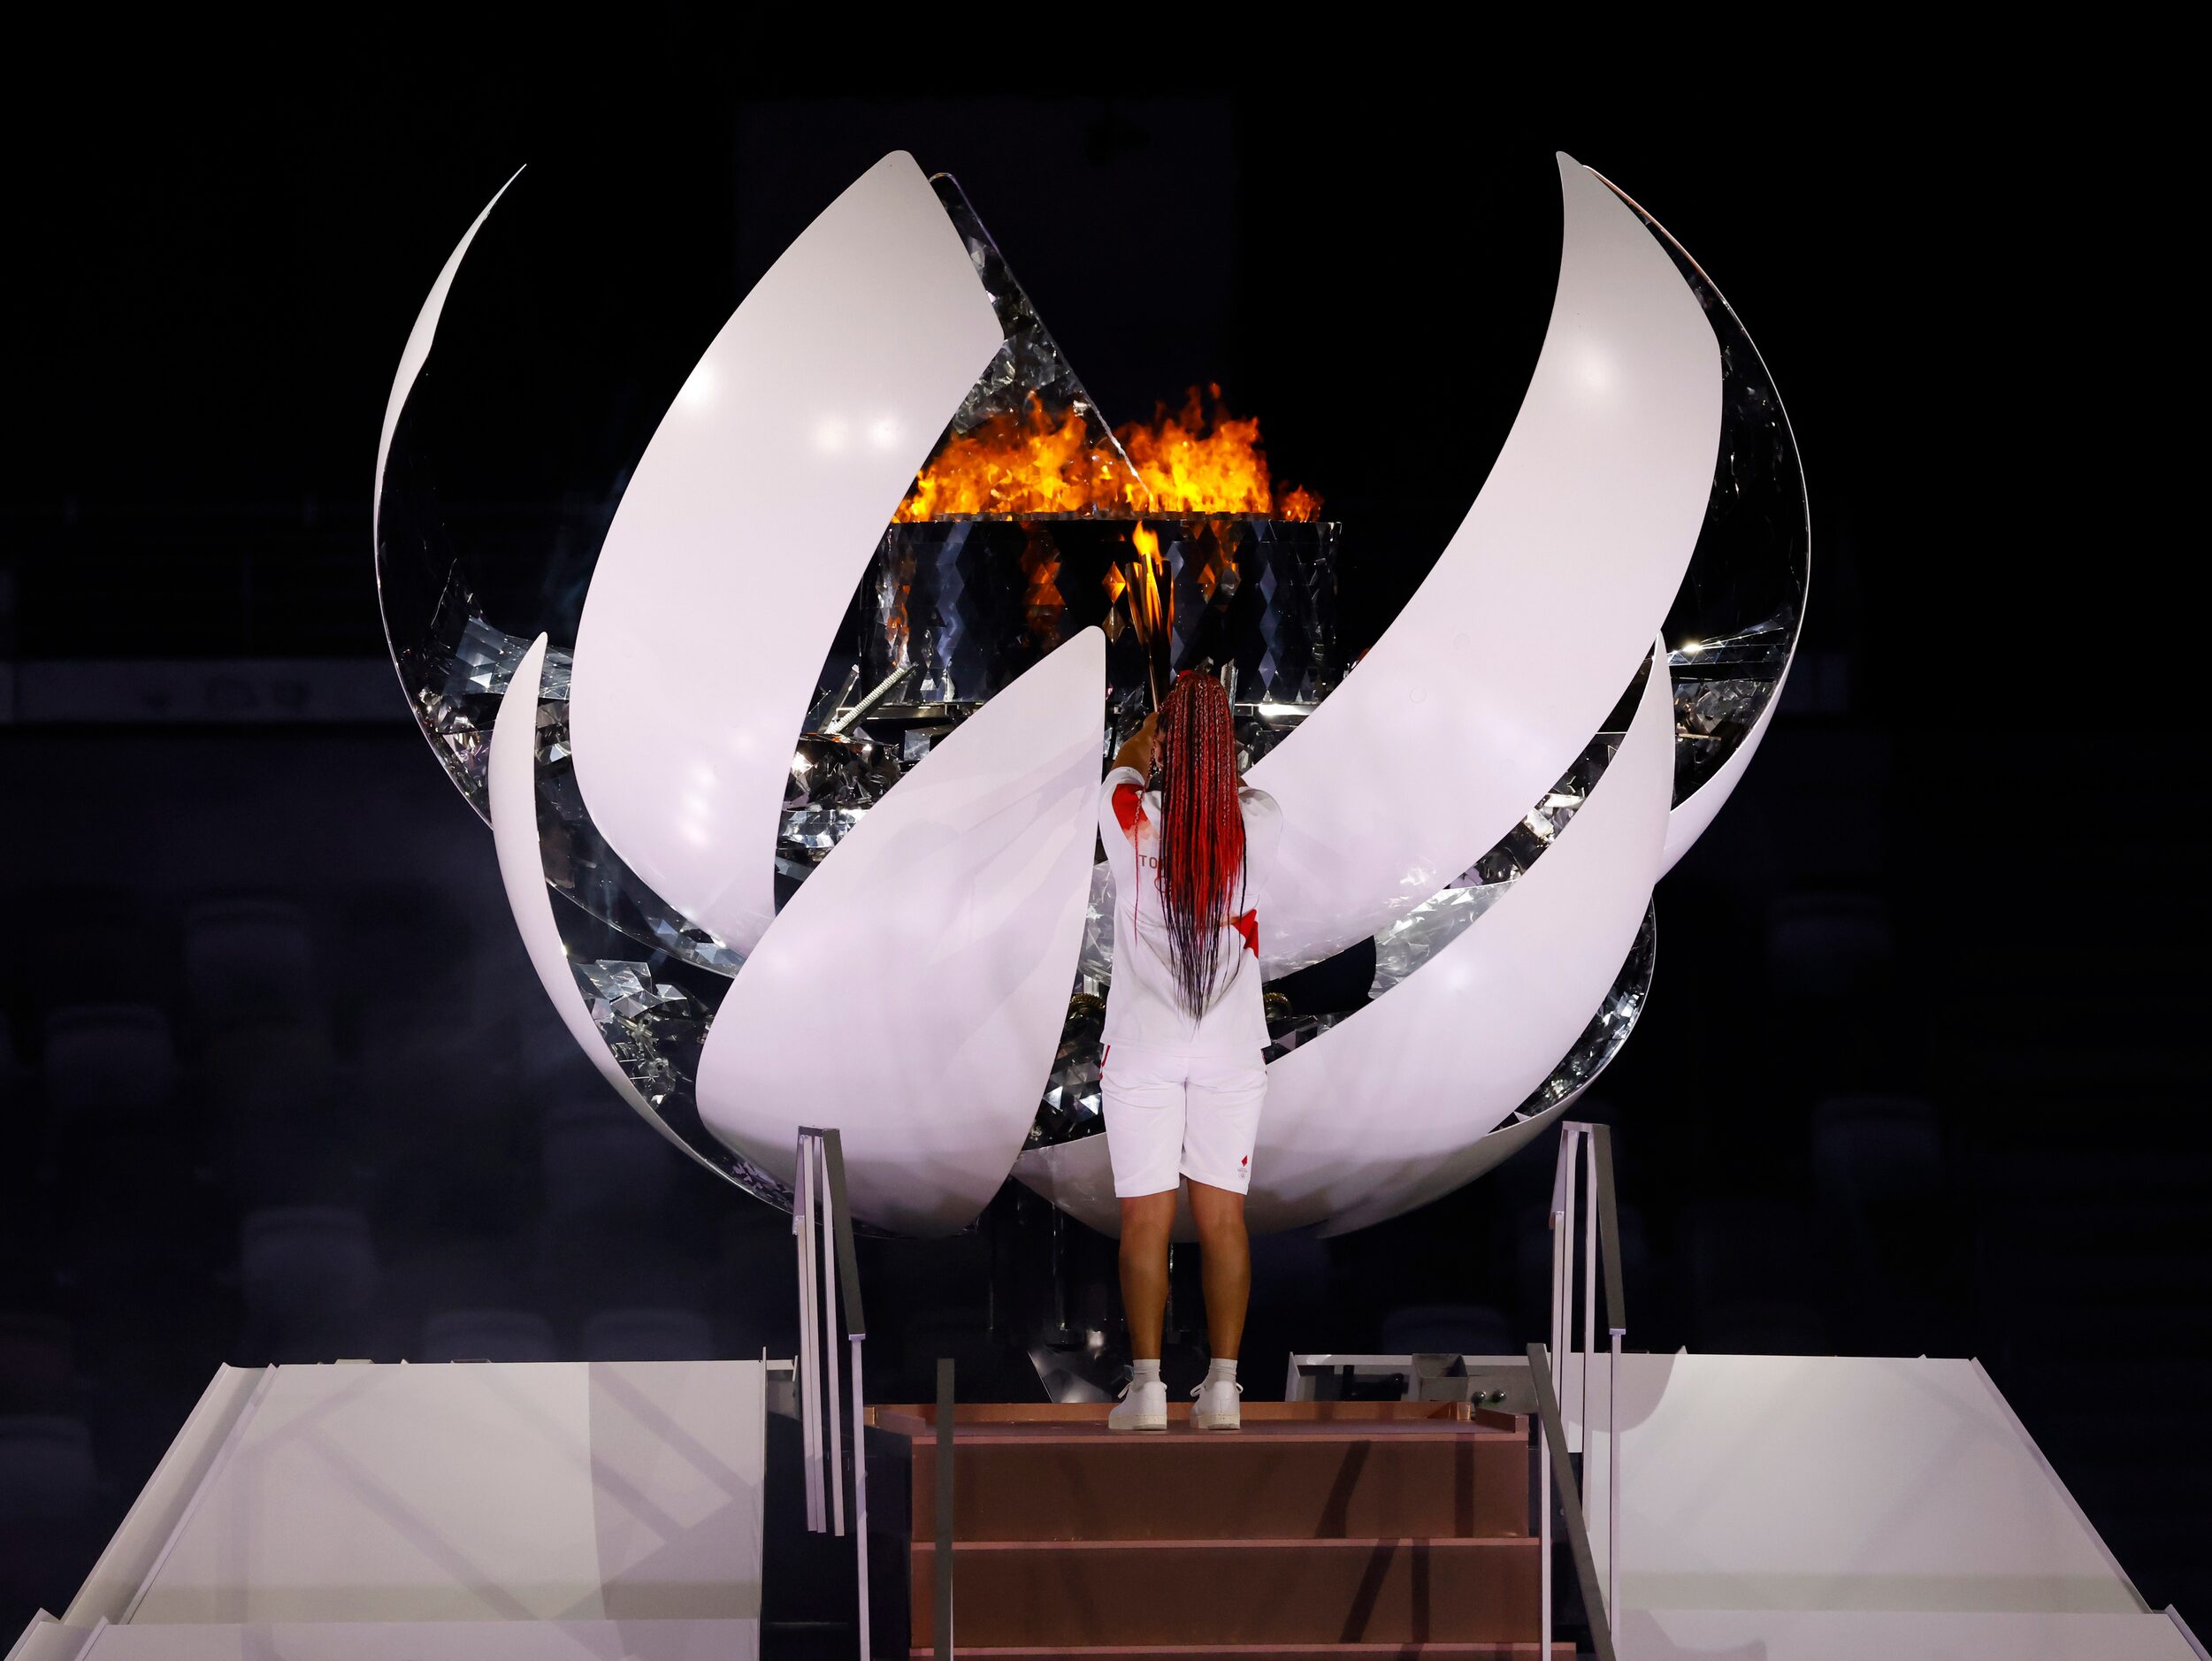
[850,1328,871,1659]
[1551,1118,1632,1644]
[815,1136,846,1538]
[1581,1128,1598,1520]
[1538,1366,1553,1654]
[1550,1128,1573,1397]
[794,1137,823,1531]
[799,1128,873,1657]
[1544,1124,1576,1656]
[1609,1327,1623,1620]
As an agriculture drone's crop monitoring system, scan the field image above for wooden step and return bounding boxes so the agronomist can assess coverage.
[876,1399,1500,1428]
[911,1536,1543,1648]
[904,1418,1528,1541]
[952,1646,1574,1659]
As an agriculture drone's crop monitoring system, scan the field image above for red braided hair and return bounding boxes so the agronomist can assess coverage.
[1149,671,1246,1020]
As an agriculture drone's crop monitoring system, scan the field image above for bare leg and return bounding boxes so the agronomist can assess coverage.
[1118,1190,1177,1358]
[1186,1180,1250,1361]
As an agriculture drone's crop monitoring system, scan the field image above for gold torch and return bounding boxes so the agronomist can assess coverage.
[1107,521,1173,710]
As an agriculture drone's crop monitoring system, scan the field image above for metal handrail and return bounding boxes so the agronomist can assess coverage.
[1591,1124,1626,1337]
[1591,1121,1626,1623]
[1549,1120,1630,1643]
[935,1356,955,1660]
[1527,1343,1618,1661]
[795,1127,873,1659]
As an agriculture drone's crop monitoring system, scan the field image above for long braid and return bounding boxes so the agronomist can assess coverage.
[1151,672,1246,1020]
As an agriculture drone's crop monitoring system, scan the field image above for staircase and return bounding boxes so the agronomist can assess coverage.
[873,1398,1570,1658]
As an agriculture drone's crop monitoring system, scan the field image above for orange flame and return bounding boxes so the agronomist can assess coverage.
[1114,522,1173,707]
[892,395,1129,523]
[1118,386,1321,521]
[898,385,1320,522]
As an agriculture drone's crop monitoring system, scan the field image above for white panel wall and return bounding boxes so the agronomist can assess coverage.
[79,1622,752,1661]
[61,1367,264,1628]
[1571,1354,2147,1619]
[129,1362,767,1626]
[4,1618,92,1661]
[1619,1608,2197,1661]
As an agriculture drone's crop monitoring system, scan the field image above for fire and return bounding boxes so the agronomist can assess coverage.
[1118,386,1320,521]
[1114,522,1173,707]
[896,385,1320,522]
[1127,522,1166,606]
[892,396,1127,523]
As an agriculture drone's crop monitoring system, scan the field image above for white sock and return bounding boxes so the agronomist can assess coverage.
[1205,1359,1237,1388]
[1130,1359,1162,1386]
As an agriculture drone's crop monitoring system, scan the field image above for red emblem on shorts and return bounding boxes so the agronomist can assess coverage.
[1241,1155,1249,1167]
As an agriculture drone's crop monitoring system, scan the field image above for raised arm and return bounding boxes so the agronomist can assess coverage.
[1112,711,1158,777]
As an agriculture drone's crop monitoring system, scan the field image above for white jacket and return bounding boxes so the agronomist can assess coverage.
[1098,765,1282,1056]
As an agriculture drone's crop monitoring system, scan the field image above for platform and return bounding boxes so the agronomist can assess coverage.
[1572,1352,2201,1659]
[8,1359,770,1661]
[10,1353,2202,1659]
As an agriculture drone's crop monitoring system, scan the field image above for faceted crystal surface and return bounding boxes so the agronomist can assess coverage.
[1604,177,1810,807]
[928,173,1137,478]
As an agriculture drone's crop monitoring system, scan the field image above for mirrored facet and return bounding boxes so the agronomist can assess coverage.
[1596,177,1810,807]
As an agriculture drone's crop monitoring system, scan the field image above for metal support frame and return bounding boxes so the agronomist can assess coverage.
[1548,1119,1630,1653]
[795,1127,872,1659]
[1592,1123,1626,1622]
[1528,1343,1618,1661]
[935,1356,955,1660]
[793,1144,823,1532]
[1581,1129,1598,1488]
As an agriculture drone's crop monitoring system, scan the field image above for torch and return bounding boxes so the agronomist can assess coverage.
[1109,521,1173,710]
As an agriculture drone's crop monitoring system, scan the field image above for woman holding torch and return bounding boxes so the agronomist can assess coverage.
[1098,669,1282,1431]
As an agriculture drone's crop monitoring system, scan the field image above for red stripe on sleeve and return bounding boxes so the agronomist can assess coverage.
[1232,909,1259,956]
[1112,782,1144,839]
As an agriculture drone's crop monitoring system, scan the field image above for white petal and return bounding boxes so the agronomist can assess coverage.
[1248,154,1718,969]
[698,630,1106,1236]
[568,151,1005,961]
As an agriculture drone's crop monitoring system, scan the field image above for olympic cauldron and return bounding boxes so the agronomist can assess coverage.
[373,151,1805,1239]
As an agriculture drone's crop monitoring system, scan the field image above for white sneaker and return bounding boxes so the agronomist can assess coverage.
[1108,1375,1167,1432]
[1191,1376,1244,1431]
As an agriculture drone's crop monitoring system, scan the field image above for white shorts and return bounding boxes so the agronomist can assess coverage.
[1100,1043,1267,1198]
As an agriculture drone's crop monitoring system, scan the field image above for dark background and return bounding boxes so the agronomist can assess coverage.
[3,54,2201,1634]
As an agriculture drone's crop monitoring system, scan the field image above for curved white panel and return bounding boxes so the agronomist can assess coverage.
[697,630,1106,1236]
[1285,647,1672,1236]
[491,636,727,1176]
[1585,160,1812,877]
[372,166,524,532]
[1246,154,1718,970]
[1287,647,1672,1236]
[568,151,1006,960]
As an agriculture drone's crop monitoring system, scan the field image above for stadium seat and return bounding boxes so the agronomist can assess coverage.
[418,1307,559,1363]
[582,1306,717,1361]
